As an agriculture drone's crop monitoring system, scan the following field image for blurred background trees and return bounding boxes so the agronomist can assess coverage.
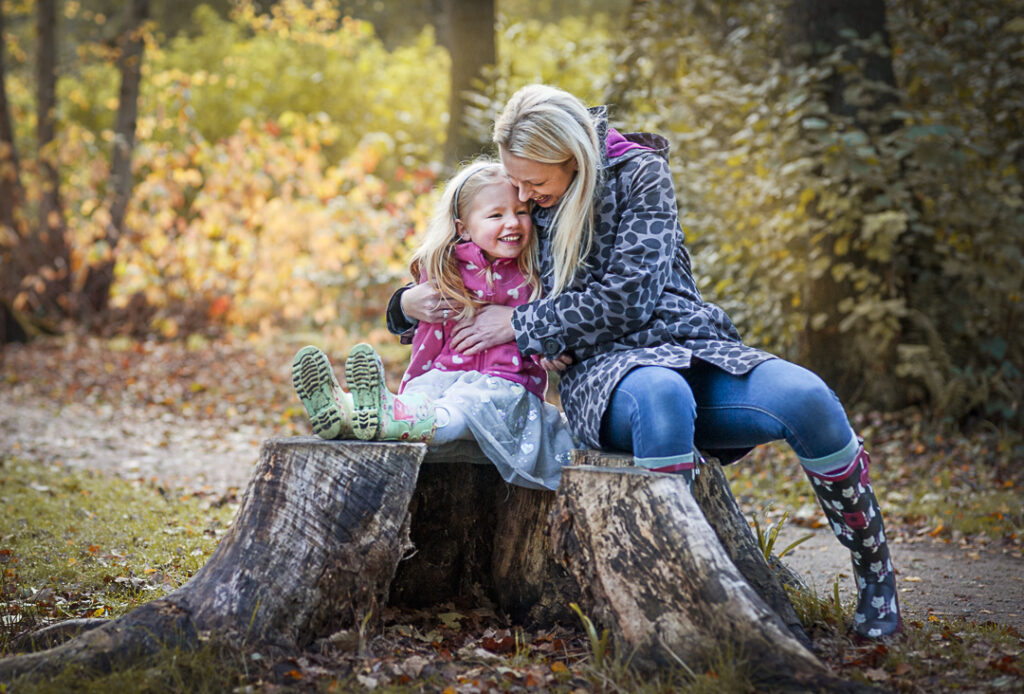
[0,0,1020,430]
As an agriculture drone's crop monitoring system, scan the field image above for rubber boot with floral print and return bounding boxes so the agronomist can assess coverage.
[292,346,356,440]
[805,443,902,639]
[345,343,436,443]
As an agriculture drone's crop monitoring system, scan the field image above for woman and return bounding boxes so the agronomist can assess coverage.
[388,84,900,640]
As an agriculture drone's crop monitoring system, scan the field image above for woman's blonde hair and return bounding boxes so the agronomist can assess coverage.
[493,84,600,295]
[409,160,541,318]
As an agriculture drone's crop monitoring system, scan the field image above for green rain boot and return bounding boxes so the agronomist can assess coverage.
[344,343,436,442]
[292,346,356,440]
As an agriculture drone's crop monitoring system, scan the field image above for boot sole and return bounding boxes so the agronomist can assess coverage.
[345,343,383,441]
[292,346,344,440]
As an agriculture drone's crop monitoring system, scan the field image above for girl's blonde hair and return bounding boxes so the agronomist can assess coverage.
[493,84,600,295]
[409,160,541,318]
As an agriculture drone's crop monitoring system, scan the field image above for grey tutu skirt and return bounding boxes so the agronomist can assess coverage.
[402,370,579,490]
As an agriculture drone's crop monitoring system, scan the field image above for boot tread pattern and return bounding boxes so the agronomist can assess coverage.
[345,343,383,440]
[292,346,343,439]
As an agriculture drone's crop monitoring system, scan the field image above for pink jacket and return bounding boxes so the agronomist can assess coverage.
[400,242,547,399]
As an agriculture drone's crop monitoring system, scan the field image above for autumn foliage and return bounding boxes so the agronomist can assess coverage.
[1,0,1021,426]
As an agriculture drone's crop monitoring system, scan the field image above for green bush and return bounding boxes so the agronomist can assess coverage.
[605,0,1023,426]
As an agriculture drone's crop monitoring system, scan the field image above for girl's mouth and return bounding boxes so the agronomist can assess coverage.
[499,234,522,244]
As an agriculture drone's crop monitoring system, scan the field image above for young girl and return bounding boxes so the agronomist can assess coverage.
[292,161,577,491]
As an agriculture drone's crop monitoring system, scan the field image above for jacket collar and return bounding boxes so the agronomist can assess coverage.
[453,240,516,269]
[590,105,670,167]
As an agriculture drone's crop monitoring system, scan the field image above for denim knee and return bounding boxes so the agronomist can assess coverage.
[770,368,854,459]
[601,367,696,458]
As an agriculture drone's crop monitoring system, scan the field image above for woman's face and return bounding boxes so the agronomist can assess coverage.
[500,149,577,209]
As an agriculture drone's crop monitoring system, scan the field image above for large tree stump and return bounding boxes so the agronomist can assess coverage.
[3,437,859,691]
[0,438,424,682]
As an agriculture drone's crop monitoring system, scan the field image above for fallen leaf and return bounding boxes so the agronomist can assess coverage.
[865,667,889,682]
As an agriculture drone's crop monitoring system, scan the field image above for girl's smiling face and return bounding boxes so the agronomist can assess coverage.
[499,149,577,208]
[458,181,533,261]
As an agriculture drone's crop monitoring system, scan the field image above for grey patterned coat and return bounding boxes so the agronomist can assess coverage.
[508,108,776,449]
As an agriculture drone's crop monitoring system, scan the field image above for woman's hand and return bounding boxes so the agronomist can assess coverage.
[539,354,574,373]
[400,283,457,324]
[449,304,515,356]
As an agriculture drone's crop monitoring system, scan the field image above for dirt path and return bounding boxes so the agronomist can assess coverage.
[3,337,1023,635]
[777,525,1024,632]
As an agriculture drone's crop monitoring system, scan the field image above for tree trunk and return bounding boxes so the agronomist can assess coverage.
[31,0,70,317]
[0,5,24,240]
[0,438,424,682]
[439,0,495,167]
[2,439,855,690]
[79,0,149,320]
[0,5,29,321]
[782,0,902,407]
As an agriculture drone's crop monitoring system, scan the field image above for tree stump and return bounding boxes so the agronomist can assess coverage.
[391,441,578,626]
[0,437,424,681]
[2,437,859,691]
[550,465,836,684]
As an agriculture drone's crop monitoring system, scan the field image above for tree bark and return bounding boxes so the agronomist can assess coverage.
[781,0,902,407]
[79,0,149,320]
[0,438,424,682]
[0,5,24,241]
[549,465,861,691]
[33,0,71,314]
[439,0,495,167]
[390,441,579,626]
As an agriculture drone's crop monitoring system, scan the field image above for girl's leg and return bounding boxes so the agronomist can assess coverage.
[292,346,356,440]
[685,358,900,639]
[598,366,700,480]
[345,343,437,442]
[430,405,473,445]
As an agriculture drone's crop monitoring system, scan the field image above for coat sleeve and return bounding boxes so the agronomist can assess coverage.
[386,283,417,343]
[511,155,680,358]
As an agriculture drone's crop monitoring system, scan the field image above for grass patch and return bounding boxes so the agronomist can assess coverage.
[0,457,237,651]
[7,639,253,694]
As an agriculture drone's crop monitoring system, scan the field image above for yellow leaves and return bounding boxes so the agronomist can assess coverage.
[54,96,436,336]
[171,168,202,187]
[154,317,180,339]
[797,188,816,215]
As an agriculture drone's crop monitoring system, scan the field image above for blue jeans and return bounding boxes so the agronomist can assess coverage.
[598,359,857,467]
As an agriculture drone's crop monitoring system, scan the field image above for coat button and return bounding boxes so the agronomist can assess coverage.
[543,338,560,354]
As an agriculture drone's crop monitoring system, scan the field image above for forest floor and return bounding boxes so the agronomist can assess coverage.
[2,334,1023,692]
